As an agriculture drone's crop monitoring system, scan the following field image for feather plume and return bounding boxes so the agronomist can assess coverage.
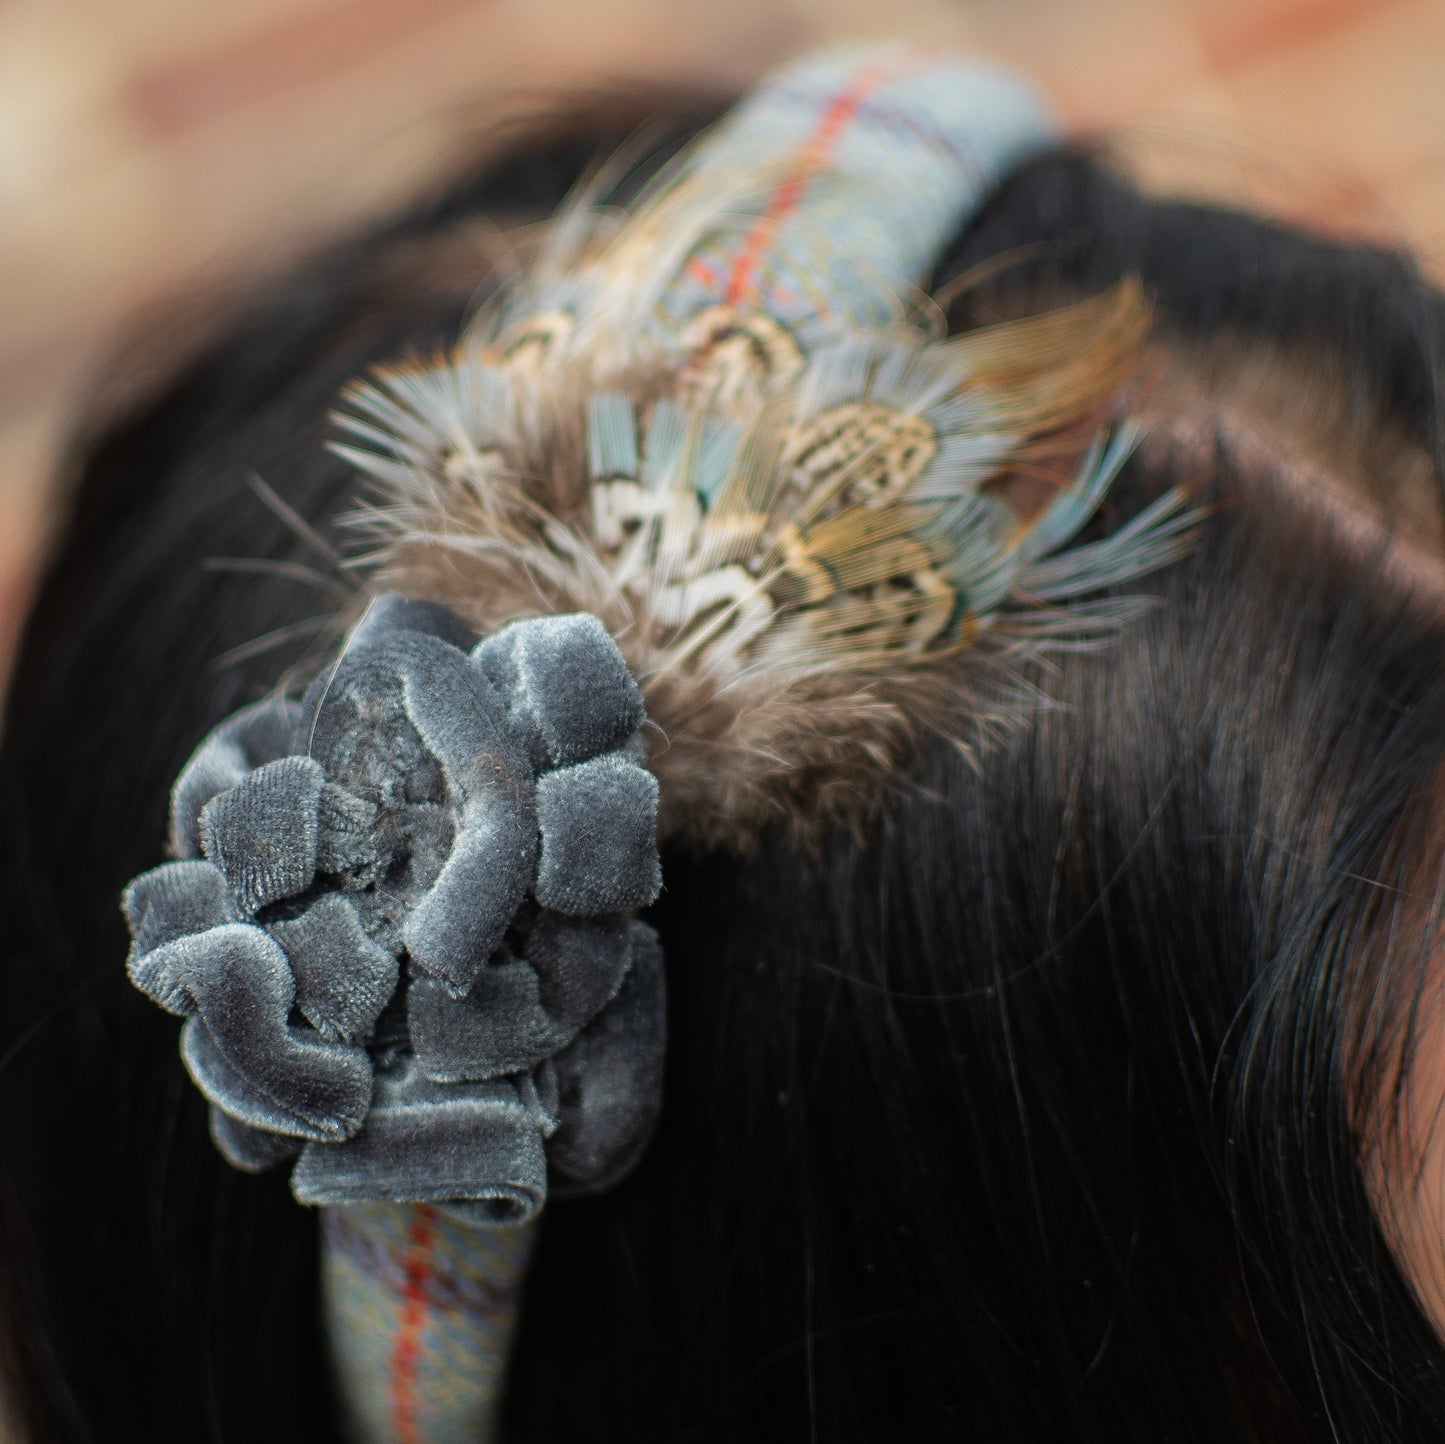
[330,51,1195,847]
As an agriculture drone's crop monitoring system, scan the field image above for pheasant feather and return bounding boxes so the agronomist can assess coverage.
[333,44,1194,846]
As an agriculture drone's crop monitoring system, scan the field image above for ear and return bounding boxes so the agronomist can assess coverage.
[1354,837,1445,1342]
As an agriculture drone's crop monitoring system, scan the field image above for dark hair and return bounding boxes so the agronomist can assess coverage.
[3,126,1445,1442]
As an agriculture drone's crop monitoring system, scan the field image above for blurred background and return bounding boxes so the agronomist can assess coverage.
[3,0,1443,678]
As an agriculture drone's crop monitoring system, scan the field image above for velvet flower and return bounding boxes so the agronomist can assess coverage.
[123,596,664,1223]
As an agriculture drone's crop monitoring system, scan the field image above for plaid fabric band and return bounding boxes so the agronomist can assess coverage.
[658,43,1055,345]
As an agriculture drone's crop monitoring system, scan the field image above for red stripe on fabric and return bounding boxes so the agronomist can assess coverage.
[686,257,724,290]
[722,47,944,307]
[391,1204,439,1444]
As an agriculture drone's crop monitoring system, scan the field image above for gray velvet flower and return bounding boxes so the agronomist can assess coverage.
[123,596,664,1223]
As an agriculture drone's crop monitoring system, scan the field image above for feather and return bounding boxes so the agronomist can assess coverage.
[327,46,1195,847]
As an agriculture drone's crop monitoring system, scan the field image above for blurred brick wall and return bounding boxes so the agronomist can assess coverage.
[2,0,1441,675]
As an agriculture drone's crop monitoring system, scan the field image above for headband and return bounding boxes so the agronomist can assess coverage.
[122,42,1192,1441]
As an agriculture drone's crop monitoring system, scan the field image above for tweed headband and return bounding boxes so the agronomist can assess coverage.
[122,43,1192,1442]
